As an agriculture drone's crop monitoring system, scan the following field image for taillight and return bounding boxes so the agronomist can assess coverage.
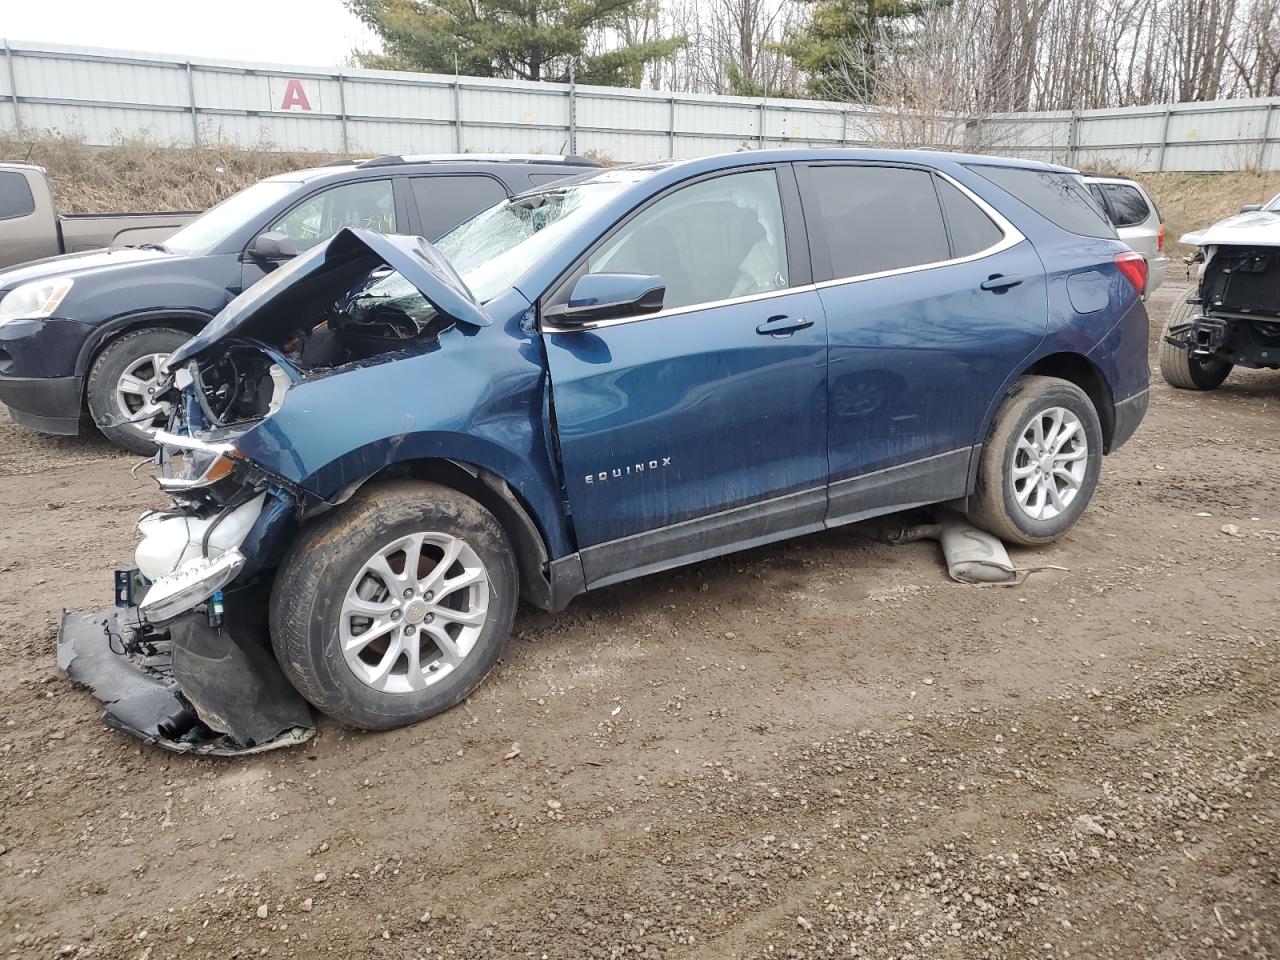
[1115,251,1147,295]
[1157,223,1165,252]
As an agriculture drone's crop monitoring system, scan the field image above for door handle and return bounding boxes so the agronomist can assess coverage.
[756,314,813,335]
[980,274,1024,292]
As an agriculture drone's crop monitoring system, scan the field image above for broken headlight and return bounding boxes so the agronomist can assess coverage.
[154,429,242,492]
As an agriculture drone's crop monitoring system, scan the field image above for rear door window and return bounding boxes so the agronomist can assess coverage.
[969,165,1115,238]
[0,171,36,220]
[412,175,508,240]
[936,178,1003,257]
[1100,183,1151,227]
[807,165,949,278]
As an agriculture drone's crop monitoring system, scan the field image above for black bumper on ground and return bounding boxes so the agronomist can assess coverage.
[58,607,314,756]
[1110,387,1149,453]
[0,373,84,434]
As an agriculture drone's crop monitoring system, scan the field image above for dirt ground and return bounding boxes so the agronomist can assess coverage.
[0,281,1276,960]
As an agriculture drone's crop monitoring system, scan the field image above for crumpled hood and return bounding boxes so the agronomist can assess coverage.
[0,245,175,289]
[1181,208,1280,248]
[168,228,490,367]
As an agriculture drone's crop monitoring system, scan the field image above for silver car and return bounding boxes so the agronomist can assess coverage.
[1083,174,1167,294]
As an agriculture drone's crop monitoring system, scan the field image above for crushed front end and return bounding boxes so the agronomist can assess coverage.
[58,228,488,753]
[1167,245,1280,370]
[58,357,317,754]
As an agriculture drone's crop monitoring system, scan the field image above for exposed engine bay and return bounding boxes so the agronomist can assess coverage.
[1166,245,1280,368]
[182,267,451,430]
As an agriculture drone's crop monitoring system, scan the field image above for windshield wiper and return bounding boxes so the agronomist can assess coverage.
[136,242,170,252]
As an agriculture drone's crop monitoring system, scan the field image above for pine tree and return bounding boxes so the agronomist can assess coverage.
[347,0,685,86]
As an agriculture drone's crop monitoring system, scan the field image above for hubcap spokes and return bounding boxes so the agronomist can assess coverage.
[1010,406,1087,521]
[340,532,490,694]
[114,353,172,429]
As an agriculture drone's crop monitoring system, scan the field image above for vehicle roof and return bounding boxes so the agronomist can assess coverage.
[267,153,602,184]
[0,160,46,172]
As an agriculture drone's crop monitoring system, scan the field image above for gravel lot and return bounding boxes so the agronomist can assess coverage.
[1,282,1276,959]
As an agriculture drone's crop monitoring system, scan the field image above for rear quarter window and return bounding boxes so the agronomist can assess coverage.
[936,178,1004,257]
[0,171,36,220]
[1100,183,1151,227]
[969,165,1116,239]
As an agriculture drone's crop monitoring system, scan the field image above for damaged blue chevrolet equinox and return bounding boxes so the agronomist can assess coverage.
[59,149,1150,754]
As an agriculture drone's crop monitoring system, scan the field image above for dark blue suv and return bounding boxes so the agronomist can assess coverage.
[60,149,1150,753]
[0,154,599,452]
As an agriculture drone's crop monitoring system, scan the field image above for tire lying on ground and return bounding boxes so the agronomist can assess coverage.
[1158,285,1232,391]
[968,375,1103,546]
[270,479,519,730]
[86,326,190,455]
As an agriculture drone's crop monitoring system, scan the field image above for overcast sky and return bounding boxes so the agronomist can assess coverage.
[3,0,381,67]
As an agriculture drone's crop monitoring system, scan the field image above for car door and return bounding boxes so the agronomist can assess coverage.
[242,178,400,290]
[796,162,1047,525]
[541,166,829,588]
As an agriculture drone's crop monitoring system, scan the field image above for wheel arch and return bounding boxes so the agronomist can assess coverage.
[76,310,211,382]
[1021,352,1116,452]
[305,457,567,612]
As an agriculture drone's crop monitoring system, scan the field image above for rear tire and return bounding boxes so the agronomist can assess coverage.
[86,327,189,454]
[1158,287,1232,391]
[968,376,1103,546]
[269,480,519,731]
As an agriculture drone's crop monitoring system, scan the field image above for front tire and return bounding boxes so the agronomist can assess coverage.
[269,480,519,731]
[968,376,1103,546]
[1158,287,1232,391]
[86,327,189,454]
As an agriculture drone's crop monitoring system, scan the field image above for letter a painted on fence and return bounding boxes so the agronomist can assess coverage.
[280,79,312,112]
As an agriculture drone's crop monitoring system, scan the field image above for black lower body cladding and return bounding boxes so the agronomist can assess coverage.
[58,607,314,755]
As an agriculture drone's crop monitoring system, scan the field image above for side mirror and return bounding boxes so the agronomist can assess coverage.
[248,230,297,260]
[542,273,665,327]
[1239,203,1263,214]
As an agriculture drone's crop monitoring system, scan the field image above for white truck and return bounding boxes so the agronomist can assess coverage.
[0,161,198,269]
[1160,194,1280,389]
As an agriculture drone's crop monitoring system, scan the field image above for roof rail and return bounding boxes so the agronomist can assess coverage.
[357,155,407,168]
[346,153,602,169]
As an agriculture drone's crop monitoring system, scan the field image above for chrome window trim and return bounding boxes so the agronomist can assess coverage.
[542,167,1024,334]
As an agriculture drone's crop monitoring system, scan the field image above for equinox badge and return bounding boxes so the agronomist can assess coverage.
[585,457,672,485]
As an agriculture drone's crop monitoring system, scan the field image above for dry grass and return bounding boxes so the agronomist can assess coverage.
[1139,171,1280,256]
[1,134,1276,256]
[0,133,352,213]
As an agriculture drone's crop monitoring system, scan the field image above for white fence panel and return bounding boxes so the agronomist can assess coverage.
[3,39,1280,170]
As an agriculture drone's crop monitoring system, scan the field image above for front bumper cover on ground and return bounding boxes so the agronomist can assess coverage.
[58,607,314,755]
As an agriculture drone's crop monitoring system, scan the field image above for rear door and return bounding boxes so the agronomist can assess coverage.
[796,162,1047,524]
[542,165,829,587]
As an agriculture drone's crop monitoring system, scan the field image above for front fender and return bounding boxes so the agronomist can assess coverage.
[232,324,572,558]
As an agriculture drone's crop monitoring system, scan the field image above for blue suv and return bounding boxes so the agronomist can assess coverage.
[60,149,1150,753]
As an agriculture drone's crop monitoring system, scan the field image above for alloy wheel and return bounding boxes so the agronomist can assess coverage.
[1010,406,1088,521]
[340,532,490,694]
[114,352,172,429]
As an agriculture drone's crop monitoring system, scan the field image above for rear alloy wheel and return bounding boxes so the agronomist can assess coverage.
[86,327,189,454]
[968,375,1103,546]
[270,480,518,730]
[1158,286,1232,391]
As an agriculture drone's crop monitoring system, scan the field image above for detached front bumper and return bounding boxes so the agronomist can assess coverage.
[58,607,314,755]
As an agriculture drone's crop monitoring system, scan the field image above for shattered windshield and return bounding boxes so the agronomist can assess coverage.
[436,168,657,302]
